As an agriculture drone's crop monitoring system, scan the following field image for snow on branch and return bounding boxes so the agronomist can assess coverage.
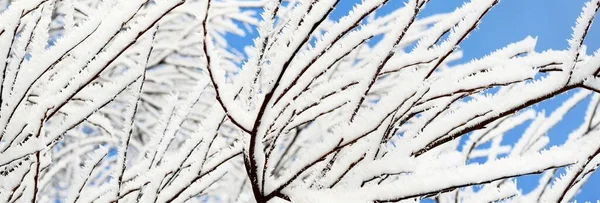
[1,0,600,202]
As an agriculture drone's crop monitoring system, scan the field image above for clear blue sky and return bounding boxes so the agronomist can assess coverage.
[227,0,600,200]
[428,0,599,200]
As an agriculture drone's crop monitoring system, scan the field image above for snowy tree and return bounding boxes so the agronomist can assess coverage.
[0,0,259,202]
[1,0,600,202]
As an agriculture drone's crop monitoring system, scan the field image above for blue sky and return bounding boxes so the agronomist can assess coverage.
[227,0,600,200]
[428,0,599,200]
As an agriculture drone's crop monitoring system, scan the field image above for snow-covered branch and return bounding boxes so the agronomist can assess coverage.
[1,0,600,202]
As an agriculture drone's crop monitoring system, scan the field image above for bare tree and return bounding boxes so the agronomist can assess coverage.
[1,0,600,202]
